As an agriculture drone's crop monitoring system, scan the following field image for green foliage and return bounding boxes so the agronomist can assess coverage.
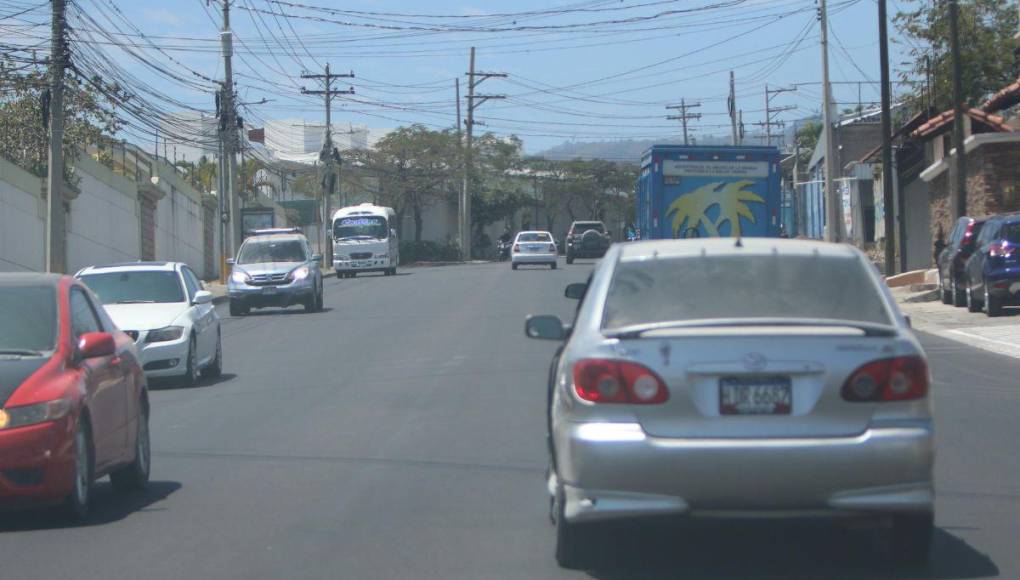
[398,240,460,264]
[0,61,124,180]
[894,0,1018,110]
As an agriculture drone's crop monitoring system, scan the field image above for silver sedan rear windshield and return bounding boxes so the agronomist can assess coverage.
[603,254,892,329]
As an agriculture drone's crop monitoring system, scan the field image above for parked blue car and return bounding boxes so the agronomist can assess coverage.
[964,214,1020,317]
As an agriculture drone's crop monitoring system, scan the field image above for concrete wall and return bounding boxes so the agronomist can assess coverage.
[66,155,140,274]
[1,150,230,279]
[0,156,45,272]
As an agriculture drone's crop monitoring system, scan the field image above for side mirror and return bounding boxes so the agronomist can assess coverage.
[78,332,115,359]
[312,253,324,262]
[225,258,236,266]
[525,315,566,340]
[193,290,213,305]
[391,228,397,238]
[564,283,587,300]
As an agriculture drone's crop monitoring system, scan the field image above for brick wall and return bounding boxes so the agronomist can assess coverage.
[928,141,1020,244]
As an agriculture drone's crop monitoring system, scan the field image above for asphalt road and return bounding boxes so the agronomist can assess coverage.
[1,260,1018,579]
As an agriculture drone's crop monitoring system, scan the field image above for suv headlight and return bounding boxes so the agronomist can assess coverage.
[146,326,185,343]
[0,399,71,430]
[290,266,310,281]
[231,270,250,284]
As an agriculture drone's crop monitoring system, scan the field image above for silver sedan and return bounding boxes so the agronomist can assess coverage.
[511,231,558,270]
[526,238,934,569]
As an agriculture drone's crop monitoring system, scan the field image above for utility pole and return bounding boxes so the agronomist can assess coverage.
[217,91,228,283]
[819,0,841,243]
[455,78,462,137]
[302,63,355,262]
[761,84,796,146]
[879,0,896,274]
[738,110,744,145]
[666,99,701,145]
[217,0,244,258]
[45,0,66,273]
[728,71,738,146]
[462,47,505,261]
[948,0,967,220]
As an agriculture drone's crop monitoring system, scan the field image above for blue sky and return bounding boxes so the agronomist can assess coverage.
[73,0,916,154]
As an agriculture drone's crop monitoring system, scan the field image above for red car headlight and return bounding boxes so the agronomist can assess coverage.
[0,399,71,430]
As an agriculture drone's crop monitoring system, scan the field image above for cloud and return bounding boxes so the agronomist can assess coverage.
[143,8,182,27]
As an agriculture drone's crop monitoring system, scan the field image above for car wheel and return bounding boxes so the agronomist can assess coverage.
[951,277,966,307]
[180,335,199,388]
[64,417,93,521]
[202,331,223,378]
[566,256,574,265]
[890,513,933,569]
[966,285,982,312]
[316,287,325,311]
[512,263,518,270]
[553,481,593,570]
[110,397,150,492]
[336,271,343,279]
[551,262,557,270]
[303,292,316,312]
[939,274,952,304]
[390,267,397,276]
[986,287,1002,317]
[229,300,245,317]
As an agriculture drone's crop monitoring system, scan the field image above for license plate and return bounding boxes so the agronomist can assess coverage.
[719,376,792,415]
[527,244,541,252]
[262,286,278,295]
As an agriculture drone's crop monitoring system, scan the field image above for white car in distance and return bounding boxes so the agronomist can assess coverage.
[77,261,222,387]
[512,231,559,270]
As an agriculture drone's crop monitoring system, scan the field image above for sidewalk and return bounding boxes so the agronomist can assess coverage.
[892,284,1020,360]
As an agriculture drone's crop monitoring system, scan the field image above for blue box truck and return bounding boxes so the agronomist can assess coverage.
[637,145,783,239]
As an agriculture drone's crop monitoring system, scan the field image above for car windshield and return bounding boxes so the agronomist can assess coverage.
[603,253,892,330]
[1002,223,1020,244]
[79,271,186,304]
[573,223,604,234]
[334,216,388,240]
[517,233,552,242]
[0,285,57,353]
[238,239,307,264]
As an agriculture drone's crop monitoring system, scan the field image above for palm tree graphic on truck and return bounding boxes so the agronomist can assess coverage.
[666,180,764,238]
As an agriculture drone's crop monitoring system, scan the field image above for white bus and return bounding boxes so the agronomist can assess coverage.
[330,204,400,278]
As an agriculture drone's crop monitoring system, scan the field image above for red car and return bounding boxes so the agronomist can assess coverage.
[0,273,150,519]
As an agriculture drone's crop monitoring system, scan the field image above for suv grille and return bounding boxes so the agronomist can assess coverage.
[249,272,290,285]
[350,252,373,260]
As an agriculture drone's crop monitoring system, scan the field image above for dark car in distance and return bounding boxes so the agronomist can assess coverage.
[964,213,1020,317]
[938,217,986,307]
[565,221,611,264]
[0,274,150,520]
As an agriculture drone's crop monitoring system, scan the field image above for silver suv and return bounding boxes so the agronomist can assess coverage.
[227,229,324,316]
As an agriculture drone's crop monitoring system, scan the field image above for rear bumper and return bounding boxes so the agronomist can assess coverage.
[985,272,1020,301]
[555,421,934,523]
[0,418,75,504]
[512,253,557,264]
[567,245,608,258]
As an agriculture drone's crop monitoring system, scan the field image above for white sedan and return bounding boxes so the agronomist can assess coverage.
[511,231,559,270]
[77,261,222,387]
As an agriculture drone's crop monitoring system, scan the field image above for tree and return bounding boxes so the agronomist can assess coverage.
[895,1,1018,111]
[0,60,124,180]
[372,125,461,242]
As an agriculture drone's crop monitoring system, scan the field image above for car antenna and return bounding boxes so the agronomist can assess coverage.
[734,237,743,248]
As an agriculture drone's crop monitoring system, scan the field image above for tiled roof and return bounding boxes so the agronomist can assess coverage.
[910,108,1012,139]
[982,76,1020,114]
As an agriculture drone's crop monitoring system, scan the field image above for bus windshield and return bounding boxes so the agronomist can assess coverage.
[334,216,388,240]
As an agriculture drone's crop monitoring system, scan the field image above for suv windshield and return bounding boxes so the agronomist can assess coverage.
[80,271,186,304]
[238,239,307,264]
[0,285,56,353]
[572,223,605,234]
[334,216,388,240]
[517,233,552,242]
[604,254,891,329]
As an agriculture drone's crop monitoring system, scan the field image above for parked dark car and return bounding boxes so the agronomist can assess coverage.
[964,214,1020,317]
[565,221,611,264]
[938,217,986,307]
